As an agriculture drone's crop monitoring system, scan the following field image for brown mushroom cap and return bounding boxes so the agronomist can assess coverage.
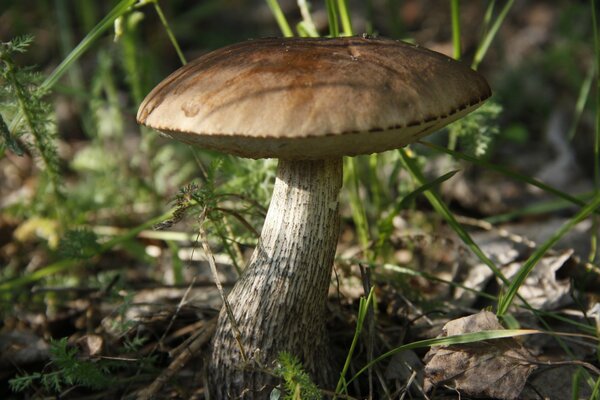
[137,36,491,159]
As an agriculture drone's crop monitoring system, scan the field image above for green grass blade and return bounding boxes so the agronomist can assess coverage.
[265,0,293,37]
[325,0,340,37]
[42,0,135,92]
[345,158,372,261]
[400,169,460,209]
[472,0,515,70]
[592,0,600,188]
[591,375,600,400]
[337,0,353,36]
[151,0,187,65]
[450,0,461,60]
[568,62,595,140]
[348,329,540,386]
[335,287,375,396]
[497,192,600,316]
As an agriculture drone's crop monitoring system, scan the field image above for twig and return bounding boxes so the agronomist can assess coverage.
[157,275,197,351]
[454,215,536,248]
[525,359,600,376]
[198,208,248,363]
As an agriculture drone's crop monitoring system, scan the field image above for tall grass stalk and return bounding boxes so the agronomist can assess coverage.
[590,0,600,262]
[147,0,187,65]
[399,148,598,350]
[337,0,353,36]
[450,0,461,60]
[345,158,373,261]
[335,287,375,397]
[325,0,340,37]
[471,0,515,70]
[592,0,600,189]
[266,0,293,37]
[568,62,595,140]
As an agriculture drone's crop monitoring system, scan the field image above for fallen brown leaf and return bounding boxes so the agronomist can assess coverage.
[424,311,536,400]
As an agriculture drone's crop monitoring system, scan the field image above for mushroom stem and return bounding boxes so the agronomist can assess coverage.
[209,158,343,398]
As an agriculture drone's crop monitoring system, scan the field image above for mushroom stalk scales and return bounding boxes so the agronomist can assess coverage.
[209,158,343,397]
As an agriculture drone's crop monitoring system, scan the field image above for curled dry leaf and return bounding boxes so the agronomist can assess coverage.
[424,311,536,400]
[502,249,574,310]
[77,334,104,357]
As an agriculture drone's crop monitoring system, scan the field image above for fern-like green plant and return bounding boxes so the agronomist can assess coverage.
[1,35,65,218]
[447,100,503,157]
[9,337,111,393]
[1,36,62,183]
[272,351,321,400]
[57,228,101,259]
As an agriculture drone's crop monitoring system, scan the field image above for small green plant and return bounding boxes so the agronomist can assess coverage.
[447,100,503,156]
[272,351,321,400]
[1,35,65,219]
[57,228,101,259]
[9,337,112,393]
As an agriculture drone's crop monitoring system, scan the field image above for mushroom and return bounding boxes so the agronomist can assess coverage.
[137,36,491,398]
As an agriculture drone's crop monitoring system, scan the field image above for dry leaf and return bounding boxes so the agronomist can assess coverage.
[502,249,573,310]
[424,311,536,400]
[77,334,104,357]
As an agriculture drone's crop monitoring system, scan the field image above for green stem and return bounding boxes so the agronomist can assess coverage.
[592,0,600,188]
[335,287,375,396]
[337,0,353,36]
[450,0,461,60]
[265,0,293,37]
[345,158,372,261]
[568,61,595,140]
[472,0,514,70]
[151,0,187,65]
[325,0,340,37]
[590,0,600,262]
